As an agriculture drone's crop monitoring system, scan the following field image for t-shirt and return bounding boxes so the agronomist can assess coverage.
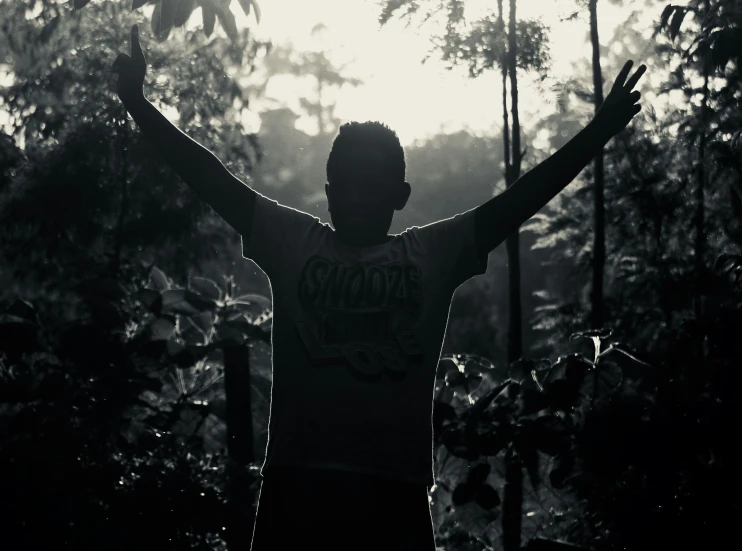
[242,193,488,487]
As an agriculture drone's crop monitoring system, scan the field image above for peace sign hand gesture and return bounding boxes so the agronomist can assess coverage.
[594,60,647,138]
[111,24,147,104]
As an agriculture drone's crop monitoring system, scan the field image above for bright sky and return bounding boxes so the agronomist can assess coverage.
[1,0,668,148]
[236,0,661,146]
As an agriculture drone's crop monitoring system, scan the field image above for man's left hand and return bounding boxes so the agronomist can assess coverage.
[593,59,647,138]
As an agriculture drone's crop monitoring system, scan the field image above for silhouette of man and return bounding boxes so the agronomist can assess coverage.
[113,23,646,551]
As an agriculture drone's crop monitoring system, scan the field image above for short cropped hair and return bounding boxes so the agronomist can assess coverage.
[326,121,406,184]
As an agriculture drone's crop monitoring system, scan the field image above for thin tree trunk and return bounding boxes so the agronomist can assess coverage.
[224,345,255,551]
[589,0,605,330]
[502,448,523,551]
[506,0,522,366]
[695,0,710,323]
[112,107,129,274]
[501,3,523,551]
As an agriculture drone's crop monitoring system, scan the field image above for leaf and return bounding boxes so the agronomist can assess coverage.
[201,3,216,37]
[669,8,687,42]
[231,293,271,308]
[188,276,222,302]
[659,4,675,31]
[186,311,214,338]
[161,289,202,316]
[138,288,163,314]
[149,266,171,291]
[711,29,733,72]
[214,322,247,346]
[132,0,151,9]
[174,0,197,26]
[214,2,239,43]
[149,317,176,340]
[74,0,92,8]
[152,0,179,41]
[580,361,623,399]
[238,0,251,17]
[251,0,261,24]
[533,415,570,456]
[6,298,38,324]
[549,454,575,489]
[38,15,61,44]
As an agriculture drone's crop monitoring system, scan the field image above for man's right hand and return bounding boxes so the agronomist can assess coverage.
[112,24,146,104]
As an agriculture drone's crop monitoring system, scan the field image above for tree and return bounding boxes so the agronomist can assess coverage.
[71,0,262,44]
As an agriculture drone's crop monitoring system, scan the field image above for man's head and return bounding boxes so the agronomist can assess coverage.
[325,121,411,243]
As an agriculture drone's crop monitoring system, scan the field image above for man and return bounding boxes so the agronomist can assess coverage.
[113,23,646,551]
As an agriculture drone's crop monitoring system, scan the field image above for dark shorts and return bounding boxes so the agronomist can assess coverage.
[249,465,437,551]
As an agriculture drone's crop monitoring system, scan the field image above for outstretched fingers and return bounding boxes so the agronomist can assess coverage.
[131,24,145,64]
[625,63,647,91]
[612,60,634,91]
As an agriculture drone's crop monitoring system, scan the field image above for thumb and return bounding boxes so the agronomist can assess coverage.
[111,53,131,73]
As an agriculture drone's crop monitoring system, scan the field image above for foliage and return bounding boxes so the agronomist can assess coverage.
[428,329,654,548]
[70,0,262,44]
[0,0,270,298]
[0,265,272,548]
[378,0,551,79]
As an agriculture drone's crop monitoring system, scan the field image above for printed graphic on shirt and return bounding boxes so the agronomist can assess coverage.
[295,254,425,381]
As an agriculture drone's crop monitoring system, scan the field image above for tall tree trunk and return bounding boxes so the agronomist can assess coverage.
[501,3,524,551]
[694,0,710,323]
[499,0,510,205]
[506,0,522,366]
[224,344,255,551]
[589,0,605,330]
[112,106,130,275]
[502,447,523,551]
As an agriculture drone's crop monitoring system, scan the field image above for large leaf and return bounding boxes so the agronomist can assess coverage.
[5,298,39,324]
[669,8,687,42]
[149,266,171,292]
[174,0,198,26]
[160,289,213,315]
[148,317,176,341]
[214,0,239,44]
[230,293,271,309]
[188,276,222,303]
[579,361,623,400]
[138,288,163,314]
[152,0,179,41]
[252,0,262,24]
[202,3,216,37]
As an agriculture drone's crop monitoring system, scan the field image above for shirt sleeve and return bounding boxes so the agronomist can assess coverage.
[241,193,321,279]
[411,207,488,291]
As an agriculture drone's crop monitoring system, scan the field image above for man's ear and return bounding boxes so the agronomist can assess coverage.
[396,181,411,210]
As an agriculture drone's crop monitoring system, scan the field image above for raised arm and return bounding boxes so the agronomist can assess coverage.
[474,60,648,256]
[112,24,256,237]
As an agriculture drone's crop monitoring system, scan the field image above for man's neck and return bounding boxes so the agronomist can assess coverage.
[335,232,394,248]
